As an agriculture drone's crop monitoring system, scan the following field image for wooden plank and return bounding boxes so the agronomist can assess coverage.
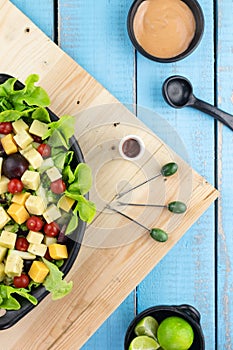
[0,1,218,349]
[216,0,233,348]
[135,0,216,349]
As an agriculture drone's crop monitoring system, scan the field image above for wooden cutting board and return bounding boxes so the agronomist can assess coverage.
[0,0,218,348]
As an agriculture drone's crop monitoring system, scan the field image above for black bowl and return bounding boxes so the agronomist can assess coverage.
[127,0,204,63]
[0,74,87,330]
[124,304,205,349]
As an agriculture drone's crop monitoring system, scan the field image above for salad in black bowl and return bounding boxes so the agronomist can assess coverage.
[0,74,96,329]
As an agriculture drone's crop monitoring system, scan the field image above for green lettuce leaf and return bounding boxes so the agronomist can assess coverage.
[68,163,92,195]
[0,285,38,310]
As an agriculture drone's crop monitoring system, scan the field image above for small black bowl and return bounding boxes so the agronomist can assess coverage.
[124,304,205,349]
[0,74,87,330]
[127,0,205,63]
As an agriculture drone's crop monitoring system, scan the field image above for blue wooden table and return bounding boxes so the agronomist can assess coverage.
[10,1,233,349]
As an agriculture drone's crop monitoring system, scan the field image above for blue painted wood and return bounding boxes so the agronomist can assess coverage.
[216,0,233,348]
[136,1,216,349]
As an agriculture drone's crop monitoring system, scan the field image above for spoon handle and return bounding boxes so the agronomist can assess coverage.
[193,98,233,131]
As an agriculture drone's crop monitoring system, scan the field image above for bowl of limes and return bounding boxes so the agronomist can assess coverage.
[124,304,205,350]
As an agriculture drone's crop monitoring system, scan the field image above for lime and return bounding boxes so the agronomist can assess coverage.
[129,336,160,350]
[134,316,159,339]
[157,316,194,350]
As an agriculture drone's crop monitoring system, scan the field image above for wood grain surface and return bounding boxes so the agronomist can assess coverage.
[0,0,224,349]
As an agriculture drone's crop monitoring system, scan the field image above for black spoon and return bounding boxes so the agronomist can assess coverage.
[162,75,233,132]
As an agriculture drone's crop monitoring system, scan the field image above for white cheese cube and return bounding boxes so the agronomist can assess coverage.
[0,176,10,194]
[43,204,61,224]
[0,207,11,229]
[0,157,3,179]
[44,236,57,246]
[5,254,23,277]
[29,120,48,138]
[0,246,7,262]
[46,166,62,182]
[25,195,46,215]
[35,185,48,207]
[21,147,43,169]
[27,231,44,244]
[0,231,17,249]
[13,130,33,149]
[21,170,40,191]
[28,243,47,257]
[20,144,33,156]
[12,119,29,133]
[39,157,54,173]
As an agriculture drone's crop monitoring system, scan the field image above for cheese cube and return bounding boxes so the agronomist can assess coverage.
[27,231,44,244]
[0,246,7,262]
[58,195,75,212]
[0,207,11,229]
[1,134,18,154]
[21,147,43,169]
[46,167,62,182]
[25,195,46,215]
[20,144,33,156]
[29,120,48,138]
[21,170,40,191]
[12,119,29,133]
[12,192,30,205]
[0,231,17,249]
[43,204,61,224]
[13,130,33,149]
[39,157,54,173]
[44,236,57,246]
[0,176,10,194]
[28,243,47,257]
[0,157,3,179]
[7,203,30,224]
[5,254,23,277]
[0,262,5,282]
[28,261,49,283]
[49,243,68,260]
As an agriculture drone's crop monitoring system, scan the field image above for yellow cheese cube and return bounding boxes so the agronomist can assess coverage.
[0,231,17,249]
[0,207,11,229]
[58,195,75,213]
[13,130,33,149]
[28,261,49,283]
[0,176,10,195]
[12,119,29,133]
[1,134,18,154]
[21,170,40,191]
[49,244,68,260]
[25,195,46,215]
[7,203,30,224]
[12,192,30,205]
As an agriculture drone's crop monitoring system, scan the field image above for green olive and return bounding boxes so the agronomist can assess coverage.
[150,228,168,242]
[161,162,178,177]
[168,201,187,214]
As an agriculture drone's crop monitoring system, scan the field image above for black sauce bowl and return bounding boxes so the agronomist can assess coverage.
[127,0,205,63]
[124,304,205,349]
[0,73,87,330]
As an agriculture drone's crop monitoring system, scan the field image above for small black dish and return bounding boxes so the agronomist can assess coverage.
[0,74,87,330]
[124,304,205,349]
[127,0,205,63]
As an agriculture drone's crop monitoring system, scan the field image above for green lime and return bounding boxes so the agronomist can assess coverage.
[157,316,194,350]
[129,336,160,350]
[134,316,159,339]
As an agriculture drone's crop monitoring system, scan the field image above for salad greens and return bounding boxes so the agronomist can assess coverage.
[0,285,37,310]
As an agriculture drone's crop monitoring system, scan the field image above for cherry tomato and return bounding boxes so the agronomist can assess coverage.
[32,135,42,143]
[13,274,30,288]
[37,143,51,158]
[15,237,29,251]
[50,179,66,194]
[8,178,24,194]
[26,216,44,232]
[0,122,13,134]
[44,222,60,237]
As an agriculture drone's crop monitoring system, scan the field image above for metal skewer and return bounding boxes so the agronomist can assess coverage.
[117,200,187,214]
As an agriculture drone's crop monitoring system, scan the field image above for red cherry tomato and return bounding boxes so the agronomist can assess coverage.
[26,216,44,232]
[44,222,60,237]
[15,237,29,251]
[8,179,24,194]
[37,143,51,158]
[13,274,30,288]
[0,122,13,134]
[50,179,66,194]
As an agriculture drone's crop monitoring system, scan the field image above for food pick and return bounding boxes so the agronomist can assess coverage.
[117,200,187,214]
[116,162,178,199]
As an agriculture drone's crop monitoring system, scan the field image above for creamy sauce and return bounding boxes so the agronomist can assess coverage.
[133,0,196,58]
